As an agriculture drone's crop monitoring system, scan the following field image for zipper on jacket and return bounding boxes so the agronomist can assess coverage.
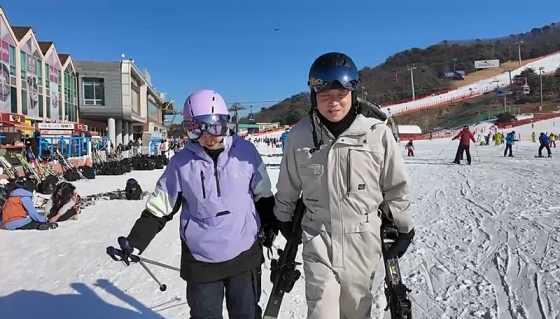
[346,151,352,195]
[214,161,222,197]
[200,171,207,199]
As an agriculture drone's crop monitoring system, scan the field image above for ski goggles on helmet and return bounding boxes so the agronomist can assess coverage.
[183,114,230,140]
[308,65,360,93]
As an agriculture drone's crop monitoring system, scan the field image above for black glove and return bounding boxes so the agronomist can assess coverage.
[106,236,140,266]
[38,222,58,230]
[277,221,294,240]
[385,229,415,259]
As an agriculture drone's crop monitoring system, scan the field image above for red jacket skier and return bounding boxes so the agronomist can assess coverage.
[452,126,476,164]
[453,127,475,146]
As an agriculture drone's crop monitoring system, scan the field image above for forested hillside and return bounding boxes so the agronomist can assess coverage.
[245,22,560,125]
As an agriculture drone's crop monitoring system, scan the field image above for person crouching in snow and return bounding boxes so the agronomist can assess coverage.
[107,90,278,319]
[405,140,414,156]
[504,131,517,157]
[44,182,80,223]
[452,125,476,164]
[1,182,58,230]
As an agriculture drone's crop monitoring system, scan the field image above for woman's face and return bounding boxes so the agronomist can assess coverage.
[198,135,224,150]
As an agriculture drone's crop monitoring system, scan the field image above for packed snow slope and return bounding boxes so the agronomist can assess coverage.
[0,139,558,319]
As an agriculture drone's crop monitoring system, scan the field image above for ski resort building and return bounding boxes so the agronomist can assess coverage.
[74,59,168,147]
[0,7,80,136]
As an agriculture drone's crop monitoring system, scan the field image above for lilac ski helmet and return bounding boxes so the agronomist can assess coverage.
[183,90,230,140]
[183,89,229,119]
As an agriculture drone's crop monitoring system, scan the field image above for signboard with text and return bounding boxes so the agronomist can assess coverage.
[474,59,500,69]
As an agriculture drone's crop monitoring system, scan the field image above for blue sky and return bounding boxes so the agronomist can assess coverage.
[2,0,559,117]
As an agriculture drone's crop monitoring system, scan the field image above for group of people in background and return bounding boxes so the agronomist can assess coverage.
[452,125,553,163]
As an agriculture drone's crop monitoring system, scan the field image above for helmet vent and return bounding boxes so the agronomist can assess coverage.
[211,106,214,113]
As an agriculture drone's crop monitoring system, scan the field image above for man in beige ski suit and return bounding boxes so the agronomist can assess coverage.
[274,52,414,319]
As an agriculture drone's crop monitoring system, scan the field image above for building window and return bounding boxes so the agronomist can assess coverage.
[45,63,50,89]
[10,87,17,113]
[20,51,27,80]
[8,45,16,76]
[64,70,78,122]
[37,59,42,82]
[82,77,105,106]
[148,100,158,120]
[39,94,44,117]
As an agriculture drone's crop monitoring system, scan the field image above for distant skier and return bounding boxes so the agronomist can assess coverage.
[504,131,517,157]
[452,125,476,165]
[537,132,552,157]
[531,131,536,143]
[280,127,289,152]
[405,140,414,156]
[549,133,556,148]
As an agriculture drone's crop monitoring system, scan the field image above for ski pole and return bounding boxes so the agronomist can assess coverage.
[107,246,181,292]
[138,256,181,272]
[437,140,453,156]
[138,260,168,292]
[474,145,481,162]
[107,246,180,273]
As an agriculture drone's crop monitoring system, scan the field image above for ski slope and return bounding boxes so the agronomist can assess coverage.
[0,139,559,319]
[383,52,560,115]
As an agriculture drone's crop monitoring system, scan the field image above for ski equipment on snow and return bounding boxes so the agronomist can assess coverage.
[263,198,306,319]
[381,215,412,319]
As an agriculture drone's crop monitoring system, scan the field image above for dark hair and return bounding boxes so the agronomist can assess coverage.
[52,182,76,209]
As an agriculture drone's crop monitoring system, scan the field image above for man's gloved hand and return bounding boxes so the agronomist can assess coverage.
[385,229,415,259]
[277,221,294,241]
[106,236,140,266]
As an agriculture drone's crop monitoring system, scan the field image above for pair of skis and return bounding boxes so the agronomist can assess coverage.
[263,200,412,319]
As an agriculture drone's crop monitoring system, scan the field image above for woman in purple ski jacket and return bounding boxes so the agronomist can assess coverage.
[108,90,278,319]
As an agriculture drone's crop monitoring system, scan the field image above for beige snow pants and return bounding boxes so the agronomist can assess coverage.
[301,216,382,319]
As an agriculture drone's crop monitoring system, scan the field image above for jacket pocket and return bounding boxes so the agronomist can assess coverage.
[345,147,383,215]
[200,171,207,199]
[297,163,324,205]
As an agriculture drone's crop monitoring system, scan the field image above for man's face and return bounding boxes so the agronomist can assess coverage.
[315,89,352,122]
[198,135,224,150]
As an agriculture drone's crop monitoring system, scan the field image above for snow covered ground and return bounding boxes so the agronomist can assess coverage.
[0,138,559,319]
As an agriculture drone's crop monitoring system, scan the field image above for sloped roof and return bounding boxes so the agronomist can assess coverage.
[11,26,31,41]
[38,41,53,55]
[58,53,70,65]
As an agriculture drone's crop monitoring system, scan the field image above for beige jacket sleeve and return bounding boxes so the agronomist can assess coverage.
[273,130,302,222]
[379,126,414,233]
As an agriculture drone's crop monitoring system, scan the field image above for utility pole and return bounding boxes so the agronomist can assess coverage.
[515,40,523,67]
[539,66,544,111]
[229,102,245,133]
[492,43,495,57]
[452,58,457,72]
[407,64,417,100]
[361,86,365,100]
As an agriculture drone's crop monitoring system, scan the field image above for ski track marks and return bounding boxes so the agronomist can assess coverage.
[400,149,560,319]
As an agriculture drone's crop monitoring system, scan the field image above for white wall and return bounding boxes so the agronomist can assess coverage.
[398,125,422,134]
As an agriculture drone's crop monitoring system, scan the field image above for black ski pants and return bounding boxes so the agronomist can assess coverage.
[186,267,262,319]
[454,144,472,164]
[504,144,513,156]
[47,208,78,222]
[538,144,552,156]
